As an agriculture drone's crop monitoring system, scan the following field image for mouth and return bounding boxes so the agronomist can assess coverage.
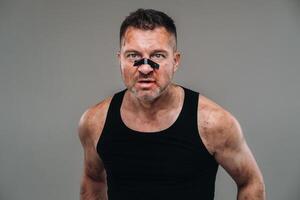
[136,79,156,87]
[137,79,155,83]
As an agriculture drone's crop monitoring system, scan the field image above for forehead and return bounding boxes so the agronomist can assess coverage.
[121,27,175,51]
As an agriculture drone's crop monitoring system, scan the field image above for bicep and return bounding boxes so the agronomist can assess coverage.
[80,142,107,199]
[82,144,106,182]
[213,115,262,187]
[78,111,106,183]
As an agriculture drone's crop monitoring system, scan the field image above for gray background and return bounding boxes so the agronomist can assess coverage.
[1,0,299,199]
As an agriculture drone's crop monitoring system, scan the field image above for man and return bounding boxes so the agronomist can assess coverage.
[78,8,265,200]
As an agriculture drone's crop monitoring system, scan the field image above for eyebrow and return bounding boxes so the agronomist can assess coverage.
[150,49,168,55]
[123,50,141,55]
[123,49,169,55]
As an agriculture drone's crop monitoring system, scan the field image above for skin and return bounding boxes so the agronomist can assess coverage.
[79,26,266,199]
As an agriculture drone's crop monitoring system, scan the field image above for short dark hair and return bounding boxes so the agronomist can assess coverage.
[119,8,177,48]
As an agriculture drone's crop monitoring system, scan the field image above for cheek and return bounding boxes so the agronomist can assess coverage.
[157,64,174,82]
[121,65,137,83]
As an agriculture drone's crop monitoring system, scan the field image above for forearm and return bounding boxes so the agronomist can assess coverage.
[80,177,108,200]
[237,181,266,200]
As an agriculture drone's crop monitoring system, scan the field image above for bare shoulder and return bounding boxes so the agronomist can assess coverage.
[198,94,243,156]
[78,96,113,148]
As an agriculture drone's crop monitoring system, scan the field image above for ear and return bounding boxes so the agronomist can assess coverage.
[173,51,181,72]
[117,51,121,64]
[117,51,120,59]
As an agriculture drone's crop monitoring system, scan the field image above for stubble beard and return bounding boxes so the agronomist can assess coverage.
[129,82,171,102]
[130,85,161,102]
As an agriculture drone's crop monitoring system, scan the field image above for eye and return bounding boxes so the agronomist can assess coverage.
[151,53,166,60]
[126,53,141,59]
[152,53,165,58]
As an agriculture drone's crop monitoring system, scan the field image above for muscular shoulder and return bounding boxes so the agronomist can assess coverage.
[78,97,113,148]
[198,94,243,156]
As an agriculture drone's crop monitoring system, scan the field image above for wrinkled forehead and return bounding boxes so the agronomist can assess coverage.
[120,27,176,51]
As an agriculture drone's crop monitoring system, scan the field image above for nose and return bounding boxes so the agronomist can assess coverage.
[137,63,154,75]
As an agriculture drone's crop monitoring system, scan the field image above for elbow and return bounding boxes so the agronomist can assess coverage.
[237,176,266,200]
[254,181,266,200]
[80,174,108,200]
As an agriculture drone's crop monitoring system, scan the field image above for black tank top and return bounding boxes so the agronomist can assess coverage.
[97,86,219,200]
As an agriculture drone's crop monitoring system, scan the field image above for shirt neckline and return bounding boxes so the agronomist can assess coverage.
[118,86,187,135]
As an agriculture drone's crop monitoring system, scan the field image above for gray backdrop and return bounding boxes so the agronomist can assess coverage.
[1,0,299,199]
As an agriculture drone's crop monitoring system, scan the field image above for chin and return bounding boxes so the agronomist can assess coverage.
[131,87,161,102]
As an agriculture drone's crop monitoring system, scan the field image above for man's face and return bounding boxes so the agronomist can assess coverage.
[118,27,181,102]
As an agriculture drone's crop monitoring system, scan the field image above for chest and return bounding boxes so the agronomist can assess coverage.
[97,114,219,189]
[120,106,182,132]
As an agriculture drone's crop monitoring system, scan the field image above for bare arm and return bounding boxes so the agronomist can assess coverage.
[79,141,108,200]
[78,101,111,200]
[215,112,265,200]
[199,96,265,200]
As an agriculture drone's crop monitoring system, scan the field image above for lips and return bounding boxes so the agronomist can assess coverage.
[137,79,155,83]
[136,79,156,88]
